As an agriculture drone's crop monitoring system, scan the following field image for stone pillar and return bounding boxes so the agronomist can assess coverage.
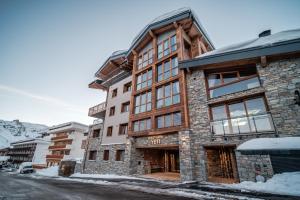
[126,137,138,175]
[179,130,194,182]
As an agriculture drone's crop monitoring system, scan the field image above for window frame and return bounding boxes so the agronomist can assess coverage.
[136,69,152,91]
[134,91,152,114]
[157,34,177,60]
[106,126,113,137]
[103,150,109,161]
[92,129,100,138]
[88,150,97,161]
[112,88,118,98]
[157,56,178,82]
[133,118,152,132]
[156,81,180,109]
[121,102,130,113]
[115,149,125,161]
[109,106,115,116]
[123,82,132,93]
[137,48,154,70]
[156,112,182,129]
[118,123,128,135]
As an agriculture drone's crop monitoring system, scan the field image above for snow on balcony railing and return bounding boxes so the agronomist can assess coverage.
[48,144,67,150]
[88,102,106,117]
[210,112,276,136]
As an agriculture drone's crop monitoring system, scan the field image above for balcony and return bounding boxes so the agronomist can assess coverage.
[46,154,64,159]
[88,102,106,118]
[48,144,67,150]
[51,135,69,141]
[210,112,276,136]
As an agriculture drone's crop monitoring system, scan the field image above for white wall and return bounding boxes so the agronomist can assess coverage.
[102,75,131,145]
[32,141,50,164]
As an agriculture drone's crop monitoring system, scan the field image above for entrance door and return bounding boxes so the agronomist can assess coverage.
[206,146,239,183]
[164,150,180,173]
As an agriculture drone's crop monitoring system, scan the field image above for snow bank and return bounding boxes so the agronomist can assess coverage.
[35,166,59,177]
[71,173,145,180]
[0,156,9,162]
[226,172,300,196]
[237,137,300,151]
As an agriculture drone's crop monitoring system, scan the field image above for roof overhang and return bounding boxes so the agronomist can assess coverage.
[179,38,300,70]
[88,79,107,91]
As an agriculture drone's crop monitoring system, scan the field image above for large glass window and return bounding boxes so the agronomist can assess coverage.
[157,57,178,82]
[136,69,152,90]
[156,112,181,129]
[133,118,151,132]
[137,48,153,70]
[158,35,177,59]
[206,67,260,98]
[210,97,274,135]
[156,81,180,108]
[134,91,152,114]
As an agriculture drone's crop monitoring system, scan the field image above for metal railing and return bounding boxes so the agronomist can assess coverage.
[88,102,106,117]
[210,112,276,136]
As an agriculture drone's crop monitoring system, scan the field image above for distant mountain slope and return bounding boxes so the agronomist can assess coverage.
[0,119,48,148]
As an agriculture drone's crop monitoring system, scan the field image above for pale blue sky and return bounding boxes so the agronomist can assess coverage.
[0,0,300,126]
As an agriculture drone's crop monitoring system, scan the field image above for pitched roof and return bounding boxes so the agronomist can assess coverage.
[127,7,214,57]
[180,28,300,69]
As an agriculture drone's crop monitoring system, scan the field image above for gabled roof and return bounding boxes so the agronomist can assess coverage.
[126,7,215,57]
[180,28,300,69]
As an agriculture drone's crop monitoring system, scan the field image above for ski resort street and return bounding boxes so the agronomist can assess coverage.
[1,171,299,200]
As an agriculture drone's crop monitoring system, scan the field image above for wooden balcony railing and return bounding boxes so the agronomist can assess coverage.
[88,102,106,117]
[46,154,64,159]
[48,144,67,150]
[51,135,68,141]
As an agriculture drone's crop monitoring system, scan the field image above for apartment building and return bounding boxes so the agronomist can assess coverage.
[8,138,50,166]
[180,29,300,183]
[85,50,132,174]
[46,122,88,166]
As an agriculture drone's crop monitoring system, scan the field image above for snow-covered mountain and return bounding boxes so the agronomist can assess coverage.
[0,119,48,148]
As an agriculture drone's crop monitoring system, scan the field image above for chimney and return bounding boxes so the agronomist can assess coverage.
[259,30,271,38]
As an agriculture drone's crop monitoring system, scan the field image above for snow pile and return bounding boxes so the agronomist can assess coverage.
[35,166,59,177]
[227,172,300,196]
[0,119,48,148]
[237,137,300,151]
[0,156,9,162]
[71,173,145,180]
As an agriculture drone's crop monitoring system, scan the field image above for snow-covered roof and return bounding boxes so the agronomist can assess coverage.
[237,137,300,151]
[180,28,300,69]
[127,7,214,57]
[48,121,88,134]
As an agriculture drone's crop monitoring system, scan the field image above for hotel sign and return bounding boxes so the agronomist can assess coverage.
[149,136,162,145]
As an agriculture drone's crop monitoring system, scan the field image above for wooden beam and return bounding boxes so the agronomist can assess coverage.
[261,56,267,67]
[110,60,118,68]
[173,21,178,29]
[149,30,155,38]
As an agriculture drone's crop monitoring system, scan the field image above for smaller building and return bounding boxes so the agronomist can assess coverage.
[8,138,50,166]
[46,122,88,167]
[0,148,10,165]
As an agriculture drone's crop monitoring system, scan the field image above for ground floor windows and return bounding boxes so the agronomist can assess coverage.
[103,150,109,161]
[88,151,97,160]
[133,118,151,132]
[156,112,181,129]
[210,97,275,135]
[115,150,125,161]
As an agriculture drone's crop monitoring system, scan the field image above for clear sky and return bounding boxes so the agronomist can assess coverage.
[0,0,300,126]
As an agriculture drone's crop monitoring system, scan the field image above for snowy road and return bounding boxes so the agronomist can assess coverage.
[0,172,299,200]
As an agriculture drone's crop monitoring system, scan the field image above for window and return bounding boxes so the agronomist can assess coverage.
[134,91,152,114]
[156,81,180,108]
[206,67,260,98]
[136,69,152,90]
[133,118,151,132]
[92,129,100,138]
[83,132,88,136]
[107,126,113,137]
[123,82,132,93]
[115,150,125,161]
[156,112,181,128]
[121,102,130,113]
[103,150,109,161]
[137,48,153,70]
[119,123,128,135]
[109,106,115,116]
[88,151,97,160]
[157,57,178,82]
[210,97,274,135]
[112,88,117,97]
[157,35,177,59]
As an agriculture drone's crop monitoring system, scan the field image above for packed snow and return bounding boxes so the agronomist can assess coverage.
[237,137,300,151]
[0,119,48,148]
[71,173,147,180]
[35,166,59,177]
[226,172,300,196]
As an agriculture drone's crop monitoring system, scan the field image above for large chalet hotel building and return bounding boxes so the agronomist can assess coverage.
[85,8,300,183]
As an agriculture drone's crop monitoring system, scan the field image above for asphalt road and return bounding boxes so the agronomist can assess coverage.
[0,172,193,200]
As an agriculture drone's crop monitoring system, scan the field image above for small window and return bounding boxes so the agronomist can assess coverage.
[119,123,128,135]
[112,88,117,98]
[116,150,125,161]
[123,82,132,93]
[103,150,109,161]
[109,106,115,116]
[107,126,113,137]
[92,129,100,138]
[121,102,130,113]
[83,132,88,136]
[88,151,97,160]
